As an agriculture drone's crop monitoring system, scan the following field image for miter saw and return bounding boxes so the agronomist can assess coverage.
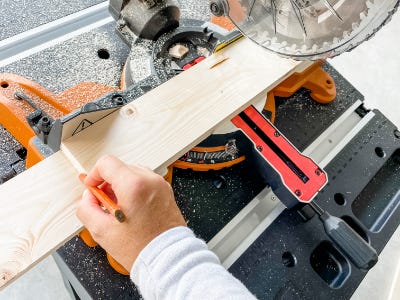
[0,0,399,299]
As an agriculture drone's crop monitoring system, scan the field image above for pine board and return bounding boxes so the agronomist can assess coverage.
[0,152,83,288]
[61,38,305,174]
[0,37,308,289]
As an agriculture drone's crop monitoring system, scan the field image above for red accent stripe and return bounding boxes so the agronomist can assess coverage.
[232,105,327,203]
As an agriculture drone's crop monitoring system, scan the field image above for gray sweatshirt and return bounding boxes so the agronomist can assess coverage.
[131,226,257,300]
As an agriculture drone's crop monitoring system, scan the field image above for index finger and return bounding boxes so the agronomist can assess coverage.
[85,155,135,187]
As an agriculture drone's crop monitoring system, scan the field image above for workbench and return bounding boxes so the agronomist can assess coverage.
[0,1,399,299]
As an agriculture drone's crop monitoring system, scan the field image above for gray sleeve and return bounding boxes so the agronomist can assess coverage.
[130,226,257,300]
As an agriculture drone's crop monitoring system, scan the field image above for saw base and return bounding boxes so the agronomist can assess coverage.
[0,1,399,298]
[47,65,400,299]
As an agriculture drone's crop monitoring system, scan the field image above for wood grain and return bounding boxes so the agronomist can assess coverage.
[0,152,83,288]
[0,37,308,289]
[61,38,305,174]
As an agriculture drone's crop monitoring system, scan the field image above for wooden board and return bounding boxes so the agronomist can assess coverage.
[0,152,84,288]
[61,38,305,174]
[0,37,308,289]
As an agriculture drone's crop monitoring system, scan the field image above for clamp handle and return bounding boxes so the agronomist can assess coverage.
[319,210,378,270]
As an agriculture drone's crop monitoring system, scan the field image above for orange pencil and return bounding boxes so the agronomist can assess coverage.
[79,174,126,223]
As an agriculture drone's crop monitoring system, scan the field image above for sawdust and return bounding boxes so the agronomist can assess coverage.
[0,23,129,94]
[128,40,153,84]
[179,1,211,21]
[0,0,105,40]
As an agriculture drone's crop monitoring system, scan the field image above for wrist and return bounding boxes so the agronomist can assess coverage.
[130,226,194,278]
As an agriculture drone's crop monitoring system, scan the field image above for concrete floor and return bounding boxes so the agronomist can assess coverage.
[330,12,400,127]
[0,256,71,299]
[1,9,400,300]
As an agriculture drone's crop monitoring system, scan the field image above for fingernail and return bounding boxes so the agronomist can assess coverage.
[82,189,89,199]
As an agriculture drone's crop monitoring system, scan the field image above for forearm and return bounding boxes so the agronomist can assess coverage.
[131,226,256,300]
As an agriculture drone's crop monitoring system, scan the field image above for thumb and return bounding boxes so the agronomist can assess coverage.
[77,189,112,233]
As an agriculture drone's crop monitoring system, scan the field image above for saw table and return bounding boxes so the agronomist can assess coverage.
[0,1,399,299]
[47,63,399,300]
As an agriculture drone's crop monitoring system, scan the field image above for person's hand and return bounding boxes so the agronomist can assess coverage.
[76,155,186,271]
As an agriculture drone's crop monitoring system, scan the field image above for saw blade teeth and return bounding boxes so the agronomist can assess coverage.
[352,21,360,31]
[311,44,318,51]
[262,40,272,47]
[322,41,331,49]
[247,30,258,39]
[342,31,349,38]
[232,0,399,59]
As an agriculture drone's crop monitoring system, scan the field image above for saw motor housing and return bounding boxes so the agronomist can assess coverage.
[109,0,181,43]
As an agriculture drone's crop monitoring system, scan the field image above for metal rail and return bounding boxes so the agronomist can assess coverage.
[208,101,374,268]
[0,1,112,68]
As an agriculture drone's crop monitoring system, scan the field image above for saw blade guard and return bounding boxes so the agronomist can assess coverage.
[219,0,399,60]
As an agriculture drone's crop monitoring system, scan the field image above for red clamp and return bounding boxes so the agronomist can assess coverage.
[232,105,327,205]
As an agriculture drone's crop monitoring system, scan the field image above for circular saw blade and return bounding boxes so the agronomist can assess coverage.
[225,0,399,59]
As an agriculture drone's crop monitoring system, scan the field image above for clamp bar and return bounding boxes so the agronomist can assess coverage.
[232,105,327,205]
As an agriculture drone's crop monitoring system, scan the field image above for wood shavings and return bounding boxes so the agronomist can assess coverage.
[169,44,189,59]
